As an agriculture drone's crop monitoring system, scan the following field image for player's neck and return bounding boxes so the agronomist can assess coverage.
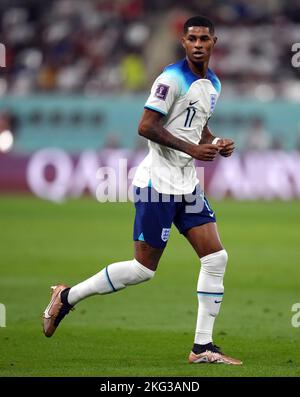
[186,57,208,79]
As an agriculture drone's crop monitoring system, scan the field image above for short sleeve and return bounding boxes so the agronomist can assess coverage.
[144,72,179,116]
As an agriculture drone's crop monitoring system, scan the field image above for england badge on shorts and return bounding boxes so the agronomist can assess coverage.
[161,228,171,242]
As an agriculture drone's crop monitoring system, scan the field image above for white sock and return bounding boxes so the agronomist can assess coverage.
[194,249,228,346]
[67,258,155,306]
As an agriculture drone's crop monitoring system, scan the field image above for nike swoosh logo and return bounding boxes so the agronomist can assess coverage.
[44,310,51,319]
[209,212,215,218]
[189,100,199,106]
[43,285,59,318]
[214,300,222,304]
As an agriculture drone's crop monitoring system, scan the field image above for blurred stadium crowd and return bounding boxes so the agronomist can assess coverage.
[0,0,300,156]
[0,0,300,98]
[0,0,300,198]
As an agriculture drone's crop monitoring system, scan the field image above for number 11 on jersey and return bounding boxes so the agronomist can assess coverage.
[184,107,197,127]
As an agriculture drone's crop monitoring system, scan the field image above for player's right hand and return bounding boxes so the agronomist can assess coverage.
[191,144,219,161]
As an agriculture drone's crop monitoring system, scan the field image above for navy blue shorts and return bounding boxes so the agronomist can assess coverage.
[133,185,216,249]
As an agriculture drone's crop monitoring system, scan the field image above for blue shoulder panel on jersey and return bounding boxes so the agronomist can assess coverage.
[163,58,221,95]
[206,68,221,94]
[164,59,198,95]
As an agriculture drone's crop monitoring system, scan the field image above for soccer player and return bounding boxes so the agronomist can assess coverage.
[43,16,242,365]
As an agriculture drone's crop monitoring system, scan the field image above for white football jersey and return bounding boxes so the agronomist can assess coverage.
[132,58,221,194]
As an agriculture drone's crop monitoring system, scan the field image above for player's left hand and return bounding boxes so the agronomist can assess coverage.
[217,138,235,157]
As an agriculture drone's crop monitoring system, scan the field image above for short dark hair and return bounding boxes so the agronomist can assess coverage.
[183,16,215,35]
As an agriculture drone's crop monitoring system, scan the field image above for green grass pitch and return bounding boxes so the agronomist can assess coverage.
[0,196,299,377]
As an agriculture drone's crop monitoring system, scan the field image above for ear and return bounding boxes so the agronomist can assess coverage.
[213,36,218,46]
[181,36,186,50]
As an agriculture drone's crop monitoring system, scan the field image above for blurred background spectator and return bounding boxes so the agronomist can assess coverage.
[0,0,299,97]
[0,110,17,153]
[242,117,272,151]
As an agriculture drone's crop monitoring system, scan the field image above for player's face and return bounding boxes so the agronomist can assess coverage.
[182,26,217,64]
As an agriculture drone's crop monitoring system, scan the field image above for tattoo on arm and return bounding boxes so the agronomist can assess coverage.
[146,124,194,154]
[139,115,196,156]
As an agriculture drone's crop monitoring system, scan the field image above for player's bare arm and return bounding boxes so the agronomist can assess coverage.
[199,123,216,144]
[217,138,235,157]
[200,123,235,157]
[139,109,219,161]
